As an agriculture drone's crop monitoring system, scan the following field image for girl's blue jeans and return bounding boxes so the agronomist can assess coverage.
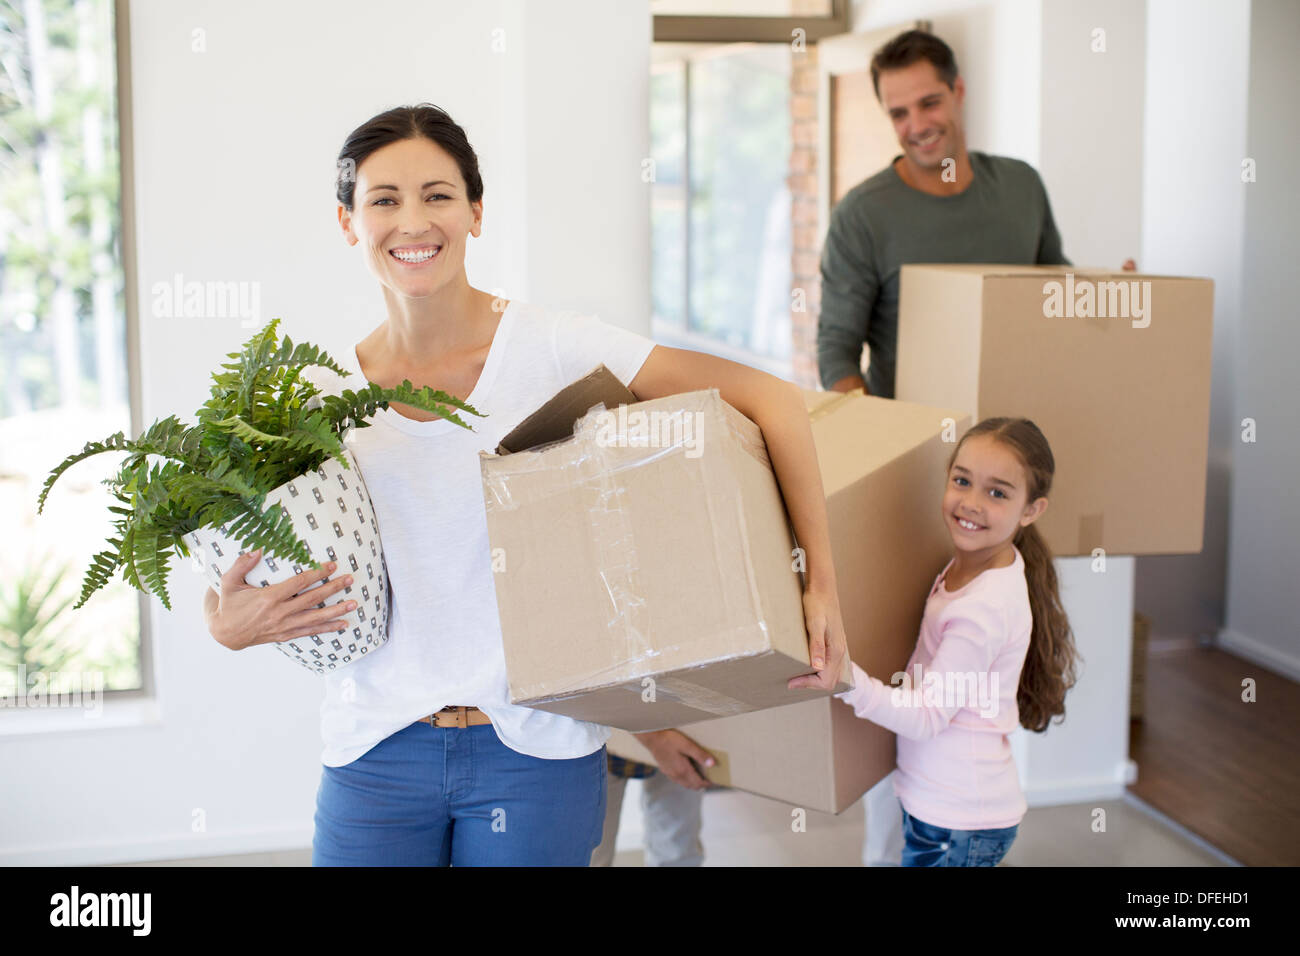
[312,720,607,866]
[900,807,1019,867]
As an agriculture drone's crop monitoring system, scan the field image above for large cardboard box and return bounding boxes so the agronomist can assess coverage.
[608,390,969,813]
[480,366,848,733]
[895,264,1214,556]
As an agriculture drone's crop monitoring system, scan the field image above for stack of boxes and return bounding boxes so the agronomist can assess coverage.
[479,265,1213,813]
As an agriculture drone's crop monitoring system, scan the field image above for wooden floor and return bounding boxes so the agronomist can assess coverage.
[1128,638,1300,866]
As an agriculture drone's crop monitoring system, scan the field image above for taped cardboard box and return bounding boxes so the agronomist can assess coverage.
[480,366,848,733]
[895,264,1214,556]
[608,390,969,813]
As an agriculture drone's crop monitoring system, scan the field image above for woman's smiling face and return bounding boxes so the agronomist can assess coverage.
[339,136,481,298]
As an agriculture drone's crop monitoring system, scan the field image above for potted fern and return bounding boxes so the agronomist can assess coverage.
[36,319,484,674]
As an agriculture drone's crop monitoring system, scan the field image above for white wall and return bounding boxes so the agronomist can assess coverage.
[0,0,650,865]
[1221,0,1300,679]
[1132,0,1251,644]
[1020,558,1136,803]
[1039,0,1145,268]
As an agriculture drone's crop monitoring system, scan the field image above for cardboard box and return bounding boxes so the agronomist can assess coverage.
[608,390,969,813]
[480,366,848,733]
[895,264,1214,556]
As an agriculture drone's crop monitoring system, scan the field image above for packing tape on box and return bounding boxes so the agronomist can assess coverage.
[717,397,771,469]
[806,390,859,423]
[486,390,775,699]
[568,394,767,678]
[653,675,756,718]
[577,418,653,670]
[513,640,775,716]
[509,624,773,703]
[510,621,787,701]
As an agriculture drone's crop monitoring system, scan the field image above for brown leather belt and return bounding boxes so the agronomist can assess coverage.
[418,705,492,729]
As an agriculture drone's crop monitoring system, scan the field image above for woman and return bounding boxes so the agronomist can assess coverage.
[203,103,847,866]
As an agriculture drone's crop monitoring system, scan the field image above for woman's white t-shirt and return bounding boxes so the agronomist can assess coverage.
[300,300,656,767]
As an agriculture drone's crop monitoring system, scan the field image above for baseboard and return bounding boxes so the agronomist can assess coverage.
[1121,793,1241,866]
[0,825,314,867]
[1216,628,1300,683]
[1024,767,1130,806]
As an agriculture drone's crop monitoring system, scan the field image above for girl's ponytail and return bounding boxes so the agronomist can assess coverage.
[1014,520,1078,731]
[947,417,1080,732]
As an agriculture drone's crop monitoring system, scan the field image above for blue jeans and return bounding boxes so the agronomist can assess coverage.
[312,721,606,866]
[900,807,1019,867]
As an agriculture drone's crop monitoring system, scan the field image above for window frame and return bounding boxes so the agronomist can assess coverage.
[652,0,849,44]
[114,0,155,705]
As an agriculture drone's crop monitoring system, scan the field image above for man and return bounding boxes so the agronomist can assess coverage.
[817,29,1072,399]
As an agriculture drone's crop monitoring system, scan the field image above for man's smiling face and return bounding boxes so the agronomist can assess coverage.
[877,59,966,173]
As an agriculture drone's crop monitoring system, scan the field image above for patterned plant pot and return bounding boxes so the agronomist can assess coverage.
[183,449,389,674]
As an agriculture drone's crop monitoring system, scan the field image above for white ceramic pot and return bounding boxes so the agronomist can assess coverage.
[183,449,390,674]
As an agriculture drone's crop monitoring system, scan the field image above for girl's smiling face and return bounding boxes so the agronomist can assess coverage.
[338,136,481,298]
[942,433,1047,554]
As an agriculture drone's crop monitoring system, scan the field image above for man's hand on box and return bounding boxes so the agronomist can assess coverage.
[633,729,715,790]
[787,585,850,692]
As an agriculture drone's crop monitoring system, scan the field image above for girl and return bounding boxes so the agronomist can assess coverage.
[202,103,848,866]
[835,417,1079,866]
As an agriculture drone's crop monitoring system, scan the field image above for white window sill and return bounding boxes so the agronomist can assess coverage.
[0,696,161,739]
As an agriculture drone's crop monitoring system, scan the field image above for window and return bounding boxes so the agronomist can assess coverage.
[1,0,142,703]
[651,43,793,376]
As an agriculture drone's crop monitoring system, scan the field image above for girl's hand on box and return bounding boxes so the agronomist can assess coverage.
[787,585,850,692]
[204,550,358,651]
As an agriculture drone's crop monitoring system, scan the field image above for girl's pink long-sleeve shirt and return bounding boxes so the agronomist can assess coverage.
[835,546,1033,831]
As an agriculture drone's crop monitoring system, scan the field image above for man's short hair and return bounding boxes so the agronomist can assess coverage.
[870,29,959,101]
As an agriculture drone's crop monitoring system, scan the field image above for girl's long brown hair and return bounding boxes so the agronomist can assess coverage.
[948,418,1080,732]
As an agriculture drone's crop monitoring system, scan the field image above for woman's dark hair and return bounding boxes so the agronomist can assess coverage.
[870,29,959,101]
[947,417,1080,733]
[335,103,483,210]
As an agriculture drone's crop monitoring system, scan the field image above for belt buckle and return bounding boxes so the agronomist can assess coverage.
[436,705,469,729]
